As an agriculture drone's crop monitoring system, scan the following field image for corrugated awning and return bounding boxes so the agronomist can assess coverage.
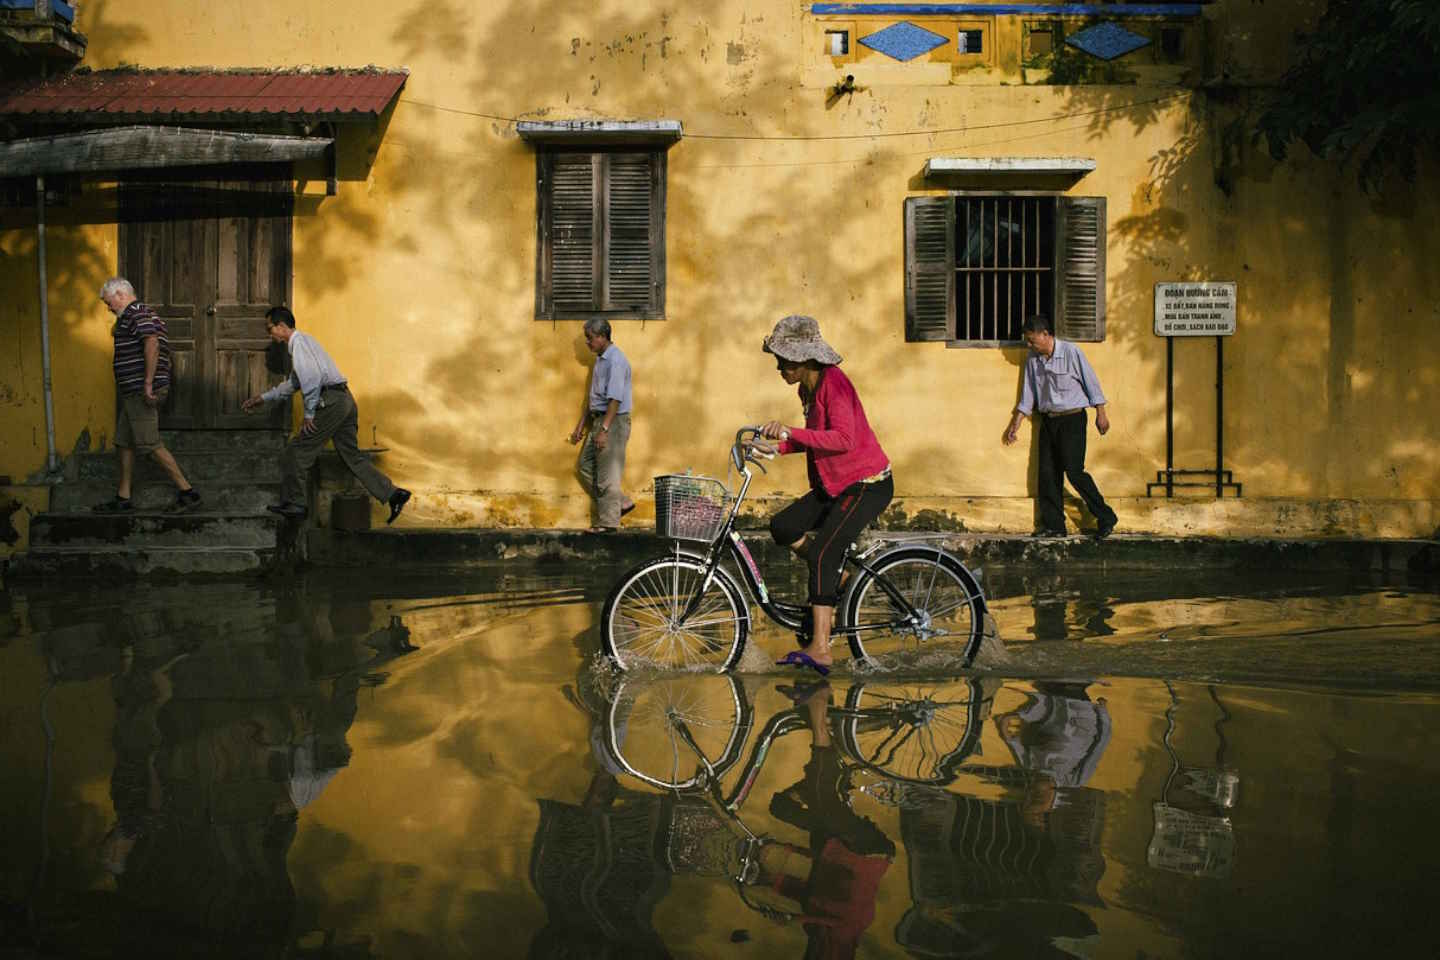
[0,125,332,177]
[0,68,408,121]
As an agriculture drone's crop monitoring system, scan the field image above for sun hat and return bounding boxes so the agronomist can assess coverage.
[762,314,843,365]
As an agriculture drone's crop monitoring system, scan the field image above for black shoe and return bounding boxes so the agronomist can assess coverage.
[386,488,411,525]
[1031,528,1066,538]
[91,496,133,513]
[165,489,202,514]
[1095,518,1118,540]
[266,501,308,518]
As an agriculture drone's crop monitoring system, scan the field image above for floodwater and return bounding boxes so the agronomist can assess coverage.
[2,560,1438,958]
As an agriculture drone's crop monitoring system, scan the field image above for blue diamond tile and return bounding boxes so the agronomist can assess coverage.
[1065,23,1151,61]
[859,22,948,62]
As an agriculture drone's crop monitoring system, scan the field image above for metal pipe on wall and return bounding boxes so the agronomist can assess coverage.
[36,173,59,475]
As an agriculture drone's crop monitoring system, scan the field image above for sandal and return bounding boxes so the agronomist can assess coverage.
[587,525,617,534]
[775,650,831,676]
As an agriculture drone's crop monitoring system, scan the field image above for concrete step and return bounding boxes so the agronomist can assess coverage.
[50,480,283,513]
[30,512,279,550]
[156,429,289,453]
[9,545,276,577]
[75,449,283,484]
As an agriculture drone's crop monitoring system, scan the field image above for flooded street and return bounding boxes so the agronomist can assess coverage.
[2,562,1438,957]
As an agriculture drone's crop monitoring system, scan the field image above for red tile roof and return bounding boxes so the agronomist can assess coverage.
[0,68,408,120]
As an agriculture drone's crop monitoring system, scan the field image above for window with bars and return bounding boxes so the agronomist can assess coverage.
[904,193,1106,345]
[535,148,666,320]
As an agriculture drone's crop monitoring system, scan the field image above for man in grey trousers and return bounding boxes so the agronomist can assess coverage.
[241,306,410,523]
[568,318,635,532]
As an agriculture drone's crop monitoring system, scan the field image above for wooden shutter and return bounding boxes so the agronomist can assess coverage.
[604,152,662,316]
[539,152,598,316]
[904,196,954,341]
[538,150,665,319]
[1055,196,1106,342]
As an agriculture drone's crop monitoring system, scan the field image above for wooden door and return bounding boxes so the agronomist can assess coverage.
[120,177,293,430]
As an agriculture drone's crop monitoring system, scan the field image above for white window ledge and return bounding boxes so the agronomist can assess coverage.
[924,156,1096,177]
[517,120,683,145]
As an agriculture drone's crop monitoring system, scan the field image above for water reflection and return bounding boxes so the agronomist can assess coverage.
[898,681,1110,957]
[1146,682,1239,880]
[10,582,416,956]
[1,565,1438,957]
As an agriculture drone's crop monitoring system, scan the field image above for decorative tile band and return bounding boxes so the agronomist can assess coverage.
[812,4,1203,16]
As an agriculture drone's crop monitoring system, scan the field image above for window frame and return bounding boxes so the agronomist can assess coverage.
[904,191,1107,347]
[534,146,667,321]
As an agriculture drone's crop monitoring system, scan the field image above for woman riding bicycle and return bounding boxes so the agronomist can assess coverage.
[758,315,894,674]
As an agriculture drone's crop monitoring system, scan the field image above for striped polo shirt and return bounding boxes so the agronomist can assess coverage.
[112,301,170,396]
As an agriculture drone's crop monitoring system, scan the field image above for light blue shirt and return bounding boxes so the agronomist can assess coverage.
[260,331,348,419]
[1016,338,1106,417]
[588,343,633,414]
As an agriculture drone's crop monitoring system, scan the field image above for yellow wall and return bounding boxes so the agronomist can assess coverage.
[2,0,1437,538]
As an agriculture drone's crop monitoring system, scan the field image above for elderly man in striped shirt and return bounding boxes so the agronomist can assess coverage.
[92,277,201,514]
[241,306,410,524]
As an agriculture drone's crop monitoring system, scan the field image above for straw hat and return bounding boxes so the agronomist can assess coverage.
[762,314,843,365]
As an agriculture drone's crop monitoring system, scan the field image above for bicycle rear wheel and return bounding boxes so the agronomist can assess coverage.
[602,674,754,790]
[839,678,989,784]
[842,548,984,667]
[602,555,750,671]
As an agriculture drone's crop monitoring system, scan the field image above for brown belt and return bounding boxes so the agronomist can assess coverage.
[1041,407,1086,418]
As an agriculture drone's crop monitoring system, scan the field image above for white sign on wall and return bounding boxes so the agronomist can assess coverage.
[1154,282,1237,336]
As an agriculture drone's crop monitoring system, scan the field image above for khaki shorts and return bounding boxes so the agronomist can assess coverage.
[115,389,168,453]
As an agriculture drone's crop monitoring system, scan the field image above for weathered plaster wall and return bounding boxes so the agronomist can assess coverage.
[1,0,1436,537]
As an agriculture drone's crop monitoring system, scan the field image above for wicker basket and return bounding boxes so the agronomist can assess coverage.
[653,474,730,542]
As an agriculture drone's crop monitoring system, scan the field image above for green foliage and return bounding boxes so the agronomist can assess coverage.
[1256,0,1440,193]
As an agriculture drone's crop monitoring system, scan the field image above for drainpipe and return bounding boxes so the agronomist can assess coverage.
[36,173,59,475]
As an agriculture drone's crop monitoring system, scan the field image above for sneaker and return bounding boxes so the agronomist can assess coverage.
[266,501,308,518]
[165,489,202,514]
[386,488,411,525]
[91,496,133,513]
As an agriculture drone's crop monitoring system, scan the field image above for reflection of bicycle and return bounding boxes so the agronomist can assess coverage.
[600,427,988,671]
[600,673,995,791]
[596,674,994,926]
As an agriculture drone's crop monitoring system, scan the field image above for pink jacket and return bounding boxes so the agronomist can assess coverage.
[776,366,890,497]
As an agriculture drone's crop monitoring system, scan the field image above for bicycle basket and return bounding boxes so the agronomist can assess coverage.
[653,474,730,542]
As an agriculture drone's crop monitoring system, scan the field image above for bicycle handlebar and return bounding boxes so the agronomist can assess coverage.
[732,425,775,475]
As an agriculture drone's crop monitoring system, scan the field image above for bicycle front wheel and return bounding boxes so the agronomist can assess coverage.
[843,548,984,667]
[603,674,754,790]
[602,555,750,671]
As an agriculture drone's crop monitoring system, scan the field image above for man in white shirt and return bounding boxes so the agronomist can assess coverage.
[1002,314,1117,539]
[241,306,410,523]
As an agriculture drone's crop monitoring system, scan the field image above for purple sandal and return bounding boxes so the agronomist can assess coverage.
[775,650,831,676]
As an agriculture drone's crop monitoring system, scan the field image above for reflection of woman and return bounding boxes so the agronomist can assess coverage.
[757,681,894,958]
[758,315,894,674]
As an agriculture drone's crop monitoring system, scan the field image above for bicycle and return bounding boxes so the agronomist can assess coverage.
[600,426,989,672]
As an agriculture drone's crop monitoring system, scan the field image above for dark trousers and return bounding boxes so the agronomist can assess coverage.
[1037,412,1115,533]
[770,475,894,606]
[280,386,396,505]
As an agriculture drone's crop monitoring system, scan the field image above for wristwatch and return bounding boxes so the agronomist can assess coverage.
[599,423,610,433]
